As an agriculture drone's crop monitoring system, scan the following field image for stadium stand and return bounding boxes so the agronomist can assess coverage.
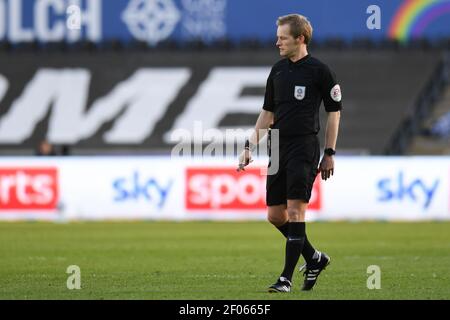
[389,51,450,155]
[314,49,442,155]
[0,45,443,156]
[407,78,450,154]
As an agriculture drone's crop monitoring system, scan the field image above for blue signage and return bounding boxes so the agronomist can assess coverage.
[377,171,440,210]
[0,0,449,44]
[113,171,173,208]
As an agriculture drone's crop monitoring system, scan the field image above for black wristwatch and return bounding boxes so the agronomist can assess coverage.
[244,139,256,152]
[324,148,336,156]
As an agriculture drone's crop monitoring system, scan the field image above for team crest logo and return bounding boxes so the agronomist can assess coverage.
[122,0,181,45]
[294,86,305,100]
[330,84,342,102]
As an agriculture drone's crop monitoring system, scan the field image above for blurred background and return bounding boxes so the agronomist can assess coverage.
[0,0,449,221]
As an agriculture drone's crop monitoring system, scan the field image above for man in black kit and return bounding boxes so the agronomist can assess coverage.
[237,14,342,293]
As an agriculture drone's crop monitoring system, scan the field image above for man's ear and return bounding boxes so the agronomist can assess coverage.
[299,35,305,44]
[295,35,304,45]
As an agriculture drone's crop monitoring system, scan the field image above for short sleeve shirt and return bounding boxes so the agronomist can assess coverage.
[263,54,342,137]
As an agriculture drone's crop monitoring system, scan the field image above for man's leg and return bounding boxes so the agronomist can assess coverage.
[267,204,288,233]
[278,199,307,282]
[268,206,317,265]
[267,200,306,293]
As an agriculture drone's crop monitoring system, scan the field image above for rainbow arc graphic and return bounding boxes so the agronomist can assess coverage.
[389,0,450,42]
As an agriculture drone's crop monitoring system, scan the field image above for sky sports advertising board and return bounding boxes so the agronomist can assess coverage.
[0,156,448,221]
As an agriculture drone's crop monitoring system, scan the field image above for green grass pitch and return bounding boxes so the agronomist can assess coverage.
[0,221,449,300]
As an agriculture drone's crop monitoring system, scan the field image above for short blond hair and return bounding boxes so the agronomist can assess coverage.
[277,14,313,45]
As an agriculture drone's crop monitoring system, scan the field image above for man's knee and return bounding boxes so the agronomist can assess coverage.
[267,206,288,226]
[267,214,287,227]
[286,207,300,218]
[286,207,305,222]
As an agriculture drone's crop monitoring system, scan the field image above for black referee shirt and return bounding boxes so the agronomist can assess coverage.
[263,54,342,137]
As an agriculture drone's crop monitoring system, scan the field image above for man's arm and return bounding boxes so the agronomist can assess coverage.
[237,110,274,171]
[319,111,341,180]
[324,111,340,150]
[249,110,274,147]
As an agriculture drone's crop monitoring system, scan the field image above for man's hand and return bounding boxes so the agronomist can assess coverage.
[318,154,334,180]
[237,149,253,172]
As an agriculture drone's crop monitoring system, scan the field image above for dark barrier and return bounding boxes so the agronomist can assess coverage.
[0,48,441,155]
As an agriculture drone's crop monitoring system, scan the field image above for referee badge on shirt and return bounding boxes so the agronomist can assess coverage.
[294,86,306,100]
[330,84,342,102]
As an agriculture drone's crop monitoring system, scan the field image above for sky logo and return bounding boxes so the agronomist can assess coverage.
[377,171,439,210]
[112,171,173,208]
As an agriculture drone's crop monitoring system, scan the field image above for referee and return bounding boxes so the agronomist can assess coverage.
[237,14,342,292]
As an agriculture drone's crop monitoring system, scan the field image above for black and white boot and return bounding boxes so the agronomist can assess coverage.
[268,276,292,293]
[299,251,331,291]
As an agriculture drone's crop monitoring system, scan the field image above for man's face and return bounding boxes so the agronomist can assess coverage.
[276,24,301,58]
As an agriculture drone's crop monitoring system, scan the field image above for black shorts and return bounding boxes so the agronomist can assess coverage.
[266,134,320,206]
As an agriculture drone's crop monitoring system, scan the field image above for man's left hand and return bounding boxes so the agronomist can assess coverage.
[318,154,334,180]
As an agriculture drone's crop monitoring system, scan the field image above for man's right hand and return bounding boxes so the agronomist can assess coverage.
[237,149,253,172]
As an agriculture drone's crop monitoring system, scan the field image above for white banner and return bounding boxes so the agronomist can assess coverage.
[0,156,449,221]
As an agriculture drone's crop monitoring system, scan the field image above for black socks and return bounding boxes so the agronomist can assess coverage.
[276,222,316,265]
[276,223,289,237]
[302,236,316,265]
[280,222,305,281]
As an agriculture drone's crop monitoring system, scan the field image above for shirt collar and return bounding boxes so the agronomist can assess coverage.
[288,54,310,66]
